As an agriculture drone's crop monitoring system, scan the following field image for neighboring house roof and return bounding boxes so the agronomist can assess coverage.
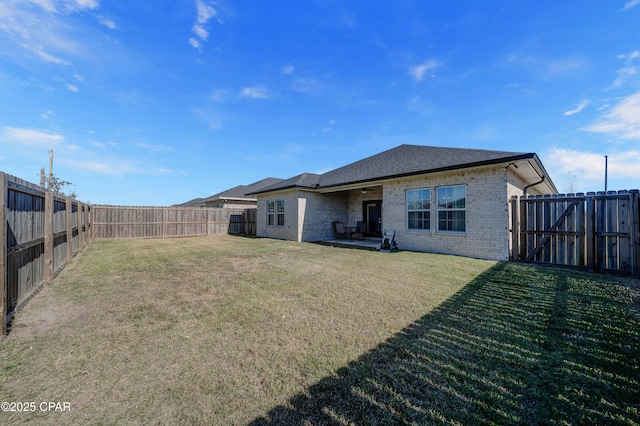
[176,197,207,207]
[202,177,283,205]
[248,144,557,195]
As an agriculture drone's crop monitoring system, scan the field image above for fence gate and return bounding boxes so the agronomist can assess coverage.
[512,190,639,276]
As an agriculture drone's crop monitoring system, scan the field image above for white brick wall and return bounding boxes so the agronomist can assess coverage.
[382,166,513,260]
[299,190,348,241]
[256,165,540,260]
[255,190,300,241]
[256,190,348,242]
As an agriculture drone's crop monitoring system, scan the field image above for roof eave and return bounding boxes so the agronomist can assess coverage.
[247,184,317,196]
[204,196,257,203]
[317,153,537,192]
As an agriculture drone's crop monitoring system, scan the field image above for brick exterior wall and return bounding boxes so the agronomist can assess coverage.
[382,165,530,260]
[255,190,300,241]
[256,190,348,242]
[256,165,545,260]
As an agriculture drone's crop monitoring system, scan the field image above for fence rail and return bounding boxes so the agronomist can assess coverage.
[1,172,91,335]
[511,190,640,276]
[91,205,257,239]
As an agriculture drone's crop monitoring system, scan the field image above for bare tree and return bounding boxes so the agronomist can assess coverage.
[564,170,578,194]
[38,150,77,198]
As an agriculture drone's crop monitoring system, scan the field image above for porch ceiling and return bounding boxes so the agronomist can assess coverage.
[316,183,383,194]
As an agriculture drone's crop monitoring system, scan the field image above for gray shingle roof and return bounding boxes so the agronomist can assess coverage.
[250,144,535,195]
[204,177,283,202]
[248,172,321,194]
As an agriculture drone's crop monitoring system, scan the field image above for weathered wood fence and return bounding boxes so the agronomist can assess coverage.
[92,205,257,239]
[511,190,640,276]
[1,172,91,335]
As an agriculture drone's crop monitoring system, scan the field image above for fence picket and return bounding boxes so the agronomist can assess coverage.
[2,172,91,334]
[514,190,639,275]
[91,206,257,239]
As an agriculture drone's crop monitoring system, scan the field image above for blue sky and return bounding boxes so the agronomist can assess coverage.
[1,0,639,205]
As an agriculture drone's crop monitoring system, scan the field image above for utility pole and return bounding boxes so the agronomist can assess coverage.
[604,155,608,192]
[49,149,54,191]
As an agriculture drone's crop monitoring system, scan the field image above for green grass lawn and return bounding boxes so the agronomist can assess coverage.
[1,236,638,425]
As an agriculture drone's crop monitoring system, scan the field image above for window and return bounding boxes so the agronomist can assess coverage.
[276,200,285,226]
[267,200,275,226]
[407,188,430,230]
[437,186,466,232]
[267,199,285,226]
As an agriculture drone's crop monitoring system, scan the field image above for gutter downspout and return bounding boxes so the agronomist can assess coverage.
[523,175,545,198]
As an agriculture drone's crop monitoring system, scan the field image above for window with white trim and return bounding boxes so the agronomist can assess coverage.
[407,188,431,230]
[267,199,285,226]
[276,200,285,226]
[267,200,275,226]
[437,186,466,232]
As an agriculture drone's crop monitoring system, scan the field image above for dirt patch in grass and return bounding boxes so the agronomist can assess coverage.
[1,236,638,425]
[6,285,93,340]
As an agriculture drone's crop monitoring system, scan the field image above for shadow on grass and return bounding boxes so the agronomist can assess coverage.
[250,263,640,425]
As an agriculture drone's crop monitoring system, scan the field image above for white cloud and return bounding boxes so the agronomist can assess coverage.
[610,50,640,89]
[564,99,589,116]
[611,66,638,89]
[546,147,640,188]
[97,15,116,29]
[90,140,119,148]
[621,0,640,11]
[0,0,115,66]
[63,159,135,175]
[281,64,294,75]
[192,24,208,40]
[193,107,224,129]
[66,83,79,92]
[0,126,64,147]
[410,60,440,82]
[41,110,55,119]
[291,78,321,93]
[239,86,270,99]
[617,51,640,60]
[32,47,71,65]
[189,0,221,50]
[64,0,100,12]
[583,91,640,139]
[27,0,57,13]
[498,53,587,80]
[195,0,217,23]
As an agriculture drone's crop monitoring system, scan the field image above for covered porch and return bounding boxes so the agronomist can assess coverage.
[319,184,384,241]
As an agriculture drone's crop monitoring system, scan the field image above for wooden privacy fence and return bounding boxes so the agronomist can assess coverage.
[511,190,640,276]
[1,172,91,335]
[92,205,257,239]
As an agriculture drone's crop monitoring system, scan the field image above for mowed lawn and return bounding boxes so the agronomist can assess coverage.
[1,236,639,425]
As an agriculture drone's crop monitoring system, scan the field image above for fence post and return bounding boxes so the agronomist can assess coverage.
[0,173,7,335]
[510,196,519,260]
[79,203,85,251]
[66,197,73,262]
[586,193,595,272]
[89,205,93,241]
[162,207,166,239]
[44,190,54,282]
[631,190,639,277]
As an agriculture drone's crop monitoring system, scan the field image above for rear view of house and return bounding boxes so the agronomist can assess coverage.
[248,144,557,260]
